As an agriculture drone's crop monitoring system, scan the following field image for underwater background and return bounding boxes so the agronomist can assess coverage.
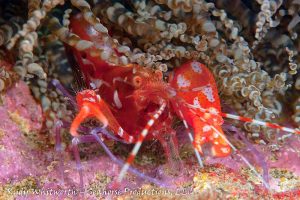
[0,0,299,199]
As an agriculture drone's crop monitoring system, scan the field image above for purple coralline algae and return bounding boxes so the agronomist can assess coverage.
[0,81,299,199]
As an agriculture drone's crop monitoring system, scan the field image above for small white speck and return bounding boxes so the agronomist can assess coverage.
[201,86,215,102]
[191,62,202,73]
[177,74,191,88]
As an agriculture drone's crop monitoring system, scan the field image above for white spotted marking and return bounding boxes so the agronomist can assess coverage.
[113,90,122,109]
[201,86,215,102]
[177,74,191,88]
[191,62,202,73]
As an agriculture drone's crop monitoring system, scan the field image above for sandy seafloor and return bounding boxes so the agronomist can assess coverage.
[0,81,299,200]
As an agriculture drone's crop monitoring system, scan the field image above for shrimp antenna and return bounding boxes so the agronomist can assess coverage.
[117,101,167,183]
[220,113,300,135]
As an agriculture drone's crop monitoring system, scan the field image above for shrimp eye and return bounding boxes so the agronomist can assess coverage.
[133,76,142,87]
[154,70,163,80]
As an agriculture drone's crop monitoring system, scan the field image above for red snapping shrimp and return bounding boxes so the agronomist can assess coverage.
[67,14,300,185]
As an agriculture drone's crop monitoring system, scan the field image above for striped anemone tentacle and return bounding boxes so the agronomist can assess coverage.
[117,101,167,183]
